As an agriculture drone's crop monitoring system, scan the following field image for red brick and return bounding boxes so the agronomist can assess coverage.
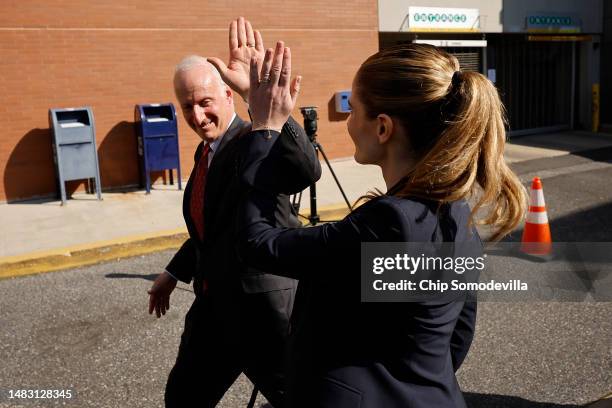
[0,1,378,201]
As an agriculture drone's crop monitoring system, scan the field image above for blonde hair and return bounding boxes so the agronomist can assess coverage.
[355,44,527,241]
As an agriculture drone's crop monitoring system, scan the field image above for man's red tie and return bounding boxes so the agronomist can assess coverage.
[190,144,211,241]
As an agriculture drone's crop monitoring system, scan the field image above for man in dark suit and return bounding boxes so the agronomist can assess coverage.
[147,18,320,408]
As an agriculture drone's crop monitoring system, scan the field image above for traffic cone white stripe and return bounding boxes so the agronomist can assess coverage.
[521,177,552,256]
[526,211,549,225]
[529,188,546,207]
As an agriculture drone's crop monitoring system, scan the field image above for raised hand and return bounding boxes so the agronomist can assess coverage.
[208,17,265,101]
[249,41,301,132]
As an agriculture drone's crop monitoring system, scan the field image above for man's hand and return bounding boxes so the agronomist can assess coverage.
[208,17,265,101]
[148,272,177,318]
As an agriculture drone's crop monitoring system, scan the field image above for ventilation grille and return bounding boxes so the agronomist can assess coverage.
[450,51,480,72]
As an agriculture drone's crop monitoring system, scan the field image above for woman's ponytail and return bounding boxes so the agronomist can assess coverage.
[356,45,527,241]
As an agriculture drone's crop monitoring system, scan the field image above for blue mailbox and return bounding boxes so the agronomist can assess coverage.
[134,103,182,193]
[49,107,102,205]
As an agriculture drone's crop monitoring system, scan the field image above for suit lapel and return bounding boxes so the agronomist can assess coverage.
[206,116,244,182]
[215,115,247,157]
[184,115,252,244]
[201,115,250,240]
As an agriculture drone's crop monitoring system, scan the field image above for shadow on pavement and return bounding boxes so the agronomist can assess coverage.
[104,272,193,293]
[105,272,158,281]
[506,202,612,242]
[573,146,612,163]
[509,147,612,182]
[465,392,581,407]
[507,130,612,159]
[585,398,612,408]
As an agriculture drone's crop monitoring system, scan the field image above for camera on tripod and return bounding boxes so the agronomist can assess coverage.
[299,106,318,140]
[294,106,351,225]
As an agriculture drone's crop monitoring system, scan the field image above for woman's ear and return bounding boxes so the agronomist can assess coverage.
[376,114,394,144]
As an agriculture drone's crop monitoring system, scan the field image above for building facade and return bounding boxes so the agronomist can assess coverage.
[0,1,378,202]
[378,0,604,136]
[1,0,606,202]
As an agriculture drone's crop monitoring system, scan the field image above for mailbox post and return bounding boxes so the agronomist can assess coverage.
[49,107,103,205]
[134,103,181,194]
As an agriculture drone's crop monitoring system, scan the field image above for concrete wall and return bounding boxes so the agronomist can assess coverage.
[378,0,503,32]
[0,1,378,202]
[502,0,603,33]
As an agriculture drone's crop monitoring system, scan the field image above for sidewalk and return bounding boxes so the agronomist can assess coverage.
[1,130,611,278]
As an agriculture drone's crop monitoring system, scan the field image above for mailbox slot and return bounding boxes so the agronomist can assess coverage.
[55,110,93,144]
[143,106,173,122]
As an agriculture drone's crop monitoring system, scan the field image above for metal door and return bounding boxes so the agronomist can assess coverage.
[488,35,575,135]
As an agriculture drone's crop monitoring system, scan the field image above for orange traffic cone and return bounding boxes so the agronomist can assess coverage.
[521,177,552,256]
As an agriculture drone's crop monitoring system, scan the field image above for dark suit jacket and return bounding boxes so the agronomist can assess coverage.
[238,129,480,408]
[166,115,320,342]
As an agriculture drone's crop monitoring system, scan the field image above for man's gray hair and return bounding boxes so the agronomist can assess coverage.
[174,55,226,87]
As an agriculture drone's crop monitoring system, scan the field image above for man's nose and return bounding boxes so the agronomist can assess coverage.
[192,105,208,126]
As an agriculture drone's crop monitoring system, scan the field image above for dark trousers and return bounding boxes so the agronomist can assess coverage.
[165,288,293,408]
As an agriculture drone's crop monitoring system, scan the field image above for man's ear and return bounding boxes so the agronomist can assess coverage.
[225,86,234,104]
[376,114,393,144]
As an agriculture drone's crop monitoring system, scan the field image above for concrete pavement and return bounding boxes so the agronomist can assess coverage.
[1,250,611,407]
[1,130,612,407]
[1,130,612,278]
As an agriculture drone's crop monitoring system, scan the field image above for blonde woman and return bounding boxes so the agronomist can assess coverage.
[238,41,527,407]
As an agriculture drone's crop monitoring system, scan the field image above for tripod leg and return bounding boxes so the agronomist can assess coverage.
[309,182,320,225]
[315,142,352,210]
[247,387,258,408]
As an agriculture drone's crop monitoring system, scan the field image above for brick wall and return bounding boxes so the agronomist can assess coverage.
[0,0,379,202]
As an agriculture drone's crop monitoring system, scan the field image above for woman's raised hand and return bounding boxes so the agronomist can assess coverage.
[249,41,301,132]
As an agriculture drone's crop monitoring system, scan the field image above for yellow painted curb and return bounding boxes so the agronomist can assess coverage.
[0,228,187,264]
[0,203,355,280]
[0,232,187,280]
[298,203,353,225]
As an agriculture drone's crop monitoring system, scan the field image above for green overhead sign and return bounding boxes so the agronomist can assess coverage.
[526,14,581,33]
[414,13,467,23]
[528,16,573,26]
[408,6,479,32]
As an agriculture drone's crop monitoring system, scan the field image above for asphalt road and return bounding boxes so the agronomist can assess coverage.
[0,250,267,408]
[1,149,611,408]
